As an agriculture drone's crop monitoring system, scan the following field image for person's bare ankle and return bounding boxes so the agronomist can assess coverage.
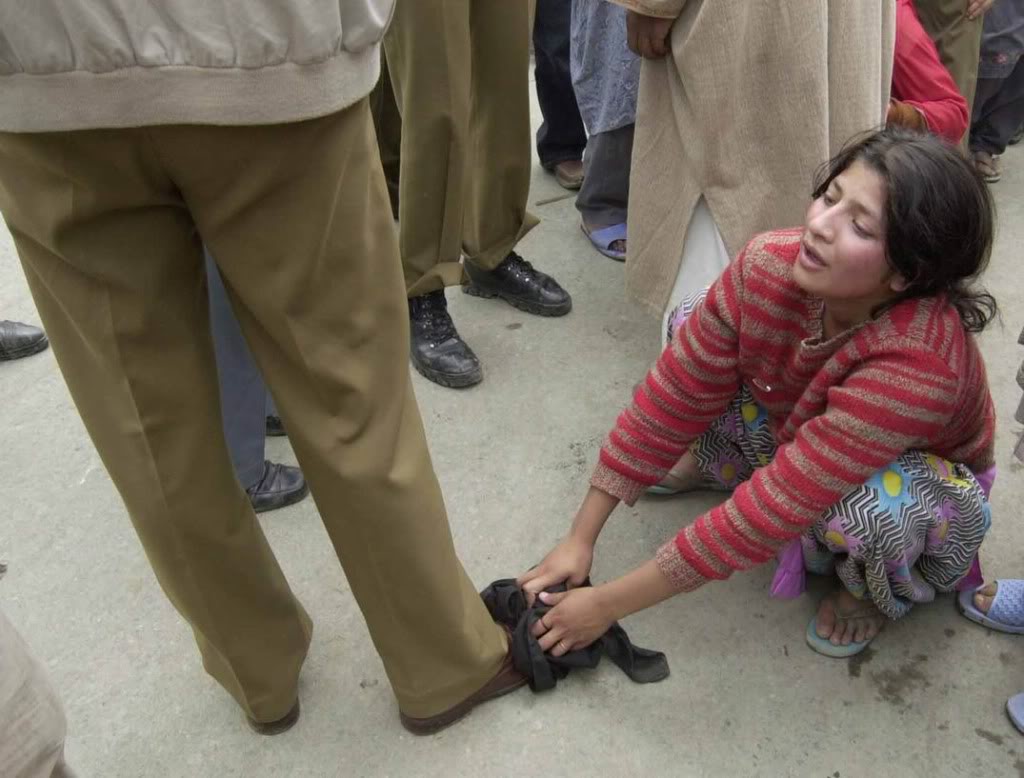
[660,452,701,490]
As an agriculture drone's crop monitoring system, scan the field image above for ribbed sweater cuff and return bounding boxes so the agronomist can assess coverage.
[655,540,709,593]
[591,462,647,506]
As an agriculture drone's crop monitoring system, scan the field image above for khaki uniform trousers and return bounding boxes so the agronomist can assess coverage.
[914,0,985,146]
[0,100,506,723]
[383,0,539,297]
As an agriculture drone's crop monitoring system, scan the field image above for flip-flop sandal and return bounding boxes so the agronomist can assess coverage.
[581,222,627,262]
[645,481,730,497]
[957,579,1024,634]
[973,152,1001,183]
[805,595,879,658]
[1008,693,1024,734]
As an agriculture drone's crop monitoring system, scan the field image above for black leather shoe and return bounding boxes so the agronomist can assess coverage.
[0,320,48,361]
[246,461,309,514]
[408,291,483,388]
[463,252,572,317]
[266,415,286,437]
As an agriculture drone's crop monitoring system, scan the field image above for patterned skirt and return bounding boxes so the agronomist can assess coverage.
[689,388,991,619]
[665,289,991,618]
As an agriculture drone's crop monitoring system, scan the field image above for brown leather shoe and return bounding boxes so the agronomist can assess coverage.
[552,159,584,191]
[399,641,527,736]
[246,699,300,735]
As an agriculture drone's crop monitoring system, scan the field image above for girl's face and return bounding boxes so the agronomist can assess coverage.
[794,159,907,312]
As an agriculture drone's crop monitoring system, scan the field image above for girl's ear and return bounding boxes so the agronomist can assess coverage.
[889,273,910,293]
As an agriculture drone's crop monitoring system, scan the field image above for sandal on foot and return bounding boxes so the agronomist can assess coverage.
[581,222,627,262]
[805,595,879,658]
[1008,693,1024,734]
[645,480,730,497]
[973,151,1001,183]
[957,579,1024,634]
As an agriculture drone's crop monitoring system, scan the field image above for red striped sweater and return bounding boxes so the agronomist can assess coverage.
[592,229,996,592]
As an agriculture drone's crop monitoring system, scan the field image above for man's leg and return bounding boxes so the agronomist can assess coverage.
[533,0,587,185]
[971,60,1024,156]
[0,128,313,726]
[576,124,634,229]
[462,0,539,273]
[162,102,510,720]
[913,0,984,147]
[384,0,472,297]
[383,0,486,388]
[205,251,307,513]
[459,0,572,317]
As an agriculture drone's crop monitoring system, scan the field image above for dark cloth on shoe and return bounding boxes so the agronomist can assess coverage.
[480,578,669,692]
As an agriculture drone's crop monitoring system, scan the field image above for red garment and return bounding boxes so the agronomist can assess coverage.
[892,0,969,143]
[591,230,995,593]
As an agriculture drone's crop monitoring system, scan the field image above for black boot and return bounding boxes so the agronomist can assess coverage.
[0,320,48,361]
[463,252,571,317]
[245,461,309,514]
[408,291,483,388]
[265,415,286,437]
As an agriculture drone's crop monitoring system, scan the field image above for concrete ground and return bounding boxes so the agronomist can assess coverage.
[3,92,1024,777]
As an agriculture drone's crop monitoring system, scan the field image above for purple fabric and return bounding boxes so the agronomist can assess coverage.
[772,463,996,600]
[770,540,806,599]
[956,464,995,592]
[974,465,996,499]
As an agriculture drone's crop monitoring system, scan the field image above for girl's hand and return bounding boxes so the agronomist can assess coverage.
[518,536,594,605]
[530,588,616,656]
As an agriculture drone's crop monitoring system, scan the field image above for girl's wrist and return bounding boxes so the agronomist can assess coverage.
[598,559,681,622]
[569,518,600,547]
[569,487,619,545]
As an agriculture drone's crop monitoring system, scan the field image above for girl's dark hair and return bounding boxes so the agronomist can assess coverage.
[812,127,998,333]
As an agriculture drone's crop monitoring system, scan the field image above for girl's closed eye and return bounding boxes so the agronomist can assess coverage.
[852,221,873,239]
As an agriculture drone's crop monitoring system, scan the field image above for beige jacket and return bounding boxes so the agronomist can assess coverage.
[0,1,395,131]
[613,0,895,316]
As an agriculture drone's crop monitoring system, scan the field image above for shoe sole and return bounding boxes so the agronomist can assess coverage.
[247,700,300,735]
[399,673,528,736]
[0,336,49,361]
[462,283,572,318]
[554,172,583,191]
[251,481,310,514]
[410,358,483,389]
[544,163,583,191]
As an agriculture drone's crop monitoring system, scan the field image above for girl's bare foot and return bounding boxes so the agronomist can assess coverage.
[656,451,703,492]
[815,588,885,646]
[974,581,998,613]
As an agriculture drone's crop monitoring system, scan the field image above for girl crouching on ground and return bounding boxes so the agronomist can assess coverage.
[520,128,997,658]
